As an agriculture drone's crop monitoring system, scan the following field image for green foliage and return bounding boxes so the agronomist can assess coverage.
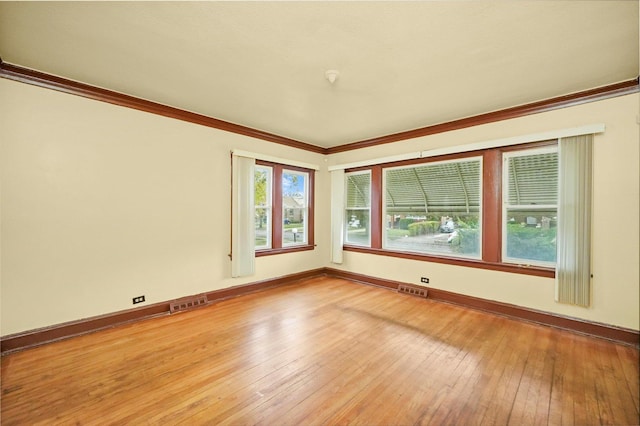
[455,217,478,229]
[254,170,268,229]
[255,170,267,206]
[506,224,557,262]
[450,228,480,255]
[407,221,440,236]
[398,218,416,230]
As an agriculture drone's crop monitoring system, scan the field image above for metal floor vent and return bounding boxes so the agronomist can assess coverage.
[170,294,209,314]
[397,284,429,299]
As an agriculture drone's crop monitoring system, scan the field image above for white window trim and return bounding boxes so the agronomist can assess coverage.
[502,145,559,268]
[232,150,319,171]
[254,164,273,250]
[328,123,604,171]
[344,170,372,248]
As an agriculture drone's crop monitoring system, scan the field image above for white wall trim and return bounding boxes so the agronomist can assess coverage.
[328,123,605,171]
[232,149,320,171]
[328,152,421,171]
[420,123,605,159]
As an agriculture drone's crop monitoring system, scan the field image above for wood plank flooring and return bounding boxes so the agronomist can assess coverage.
[1,277,638,425]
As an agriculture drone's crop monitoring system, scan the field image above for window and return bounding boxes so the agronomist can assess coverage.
[383,157,482,258]
[503,147,558,266]
[282,169,309,246]
[254,165,272,249]
[341,140,558,277]
[345,171,371,246]
[255,161,314,255]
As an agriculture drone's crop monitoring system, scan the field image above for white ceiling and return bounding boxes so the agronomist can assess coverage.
[1,1,638,149]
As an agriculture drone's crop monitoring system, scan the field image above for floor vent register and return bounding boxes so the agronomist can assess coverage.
[397,284,429,299]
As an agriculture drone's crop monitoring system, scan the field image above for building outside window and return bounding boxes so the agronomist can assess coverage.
[254,161,314,254]
[282,169,309,246]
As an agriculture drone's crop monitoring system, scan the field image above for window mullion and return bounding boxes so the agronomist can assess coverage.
[371,166,383,249]
[307,169,314,248]
[482,149,502,263]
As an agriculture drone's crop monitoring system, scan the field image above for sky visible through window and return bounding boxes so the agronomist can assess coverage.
[283,172,305,196]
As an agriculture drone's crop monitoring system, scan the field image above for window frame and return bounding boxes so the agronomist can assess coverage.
[254,164,273,250]
[344,169,373,247]
[281,168,310,248]
[502,146,558,268]
[381,155,483,259]
[255,160,315,256]
[342,141,557,278]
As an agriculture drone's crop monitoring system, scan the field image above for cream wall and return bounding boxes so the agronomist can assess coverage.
[0,79,329,335]
[327,93,640,331]
[1,77,638,336]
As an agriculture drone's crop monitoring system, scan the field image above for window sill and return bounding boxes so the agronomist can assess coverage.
[343,245,555,278]
[256,245,315,257]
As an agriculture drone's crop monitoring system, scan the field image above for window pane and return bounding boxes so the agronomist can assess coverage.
[255,208,271,248]
[503,148,558,265]
[506,152,558,206]
[384,158,481,258]
[282,170,308,246]
[345,172,371,246]
[255,166,272,249]
[346,210,370,245]
[283,208,306,244]
[505,208,557,263]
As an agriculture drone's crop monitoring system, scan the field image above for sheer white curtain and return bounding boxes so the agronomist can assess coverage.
[330,169,345,264]
[231,154,255,277]
[556,134,593,306]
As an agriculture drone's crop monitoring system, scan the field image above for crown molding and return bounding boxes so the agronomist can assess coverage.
[326,77,640,154]
[1,58,637,156]
[0,59,326,154]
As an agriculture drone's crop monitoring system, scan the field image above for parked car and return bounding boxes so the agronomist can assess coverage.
[440,219,455,233]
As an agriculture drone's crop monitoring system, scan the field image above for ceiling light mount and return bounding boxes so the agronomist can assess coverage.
[325,69,339,84]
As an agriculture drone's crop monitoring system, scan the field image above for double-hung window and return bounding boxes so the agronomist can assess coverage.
[255,161,314,255]
[345,171,372,246]
[282,169,310,246]
[503,146,558,266]
[254,165,273,249]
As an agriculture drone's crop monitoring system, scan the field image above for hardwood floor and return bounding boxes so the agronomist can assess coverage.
[1,277,638,425]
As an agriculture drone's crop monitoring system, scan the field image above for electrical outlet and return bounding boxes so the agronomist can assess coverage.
[420,277,429,284]
[132,295,145,304]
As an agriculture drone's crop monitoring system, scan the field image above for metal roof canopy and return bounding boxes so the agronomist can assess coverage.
[346,152,559,217]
